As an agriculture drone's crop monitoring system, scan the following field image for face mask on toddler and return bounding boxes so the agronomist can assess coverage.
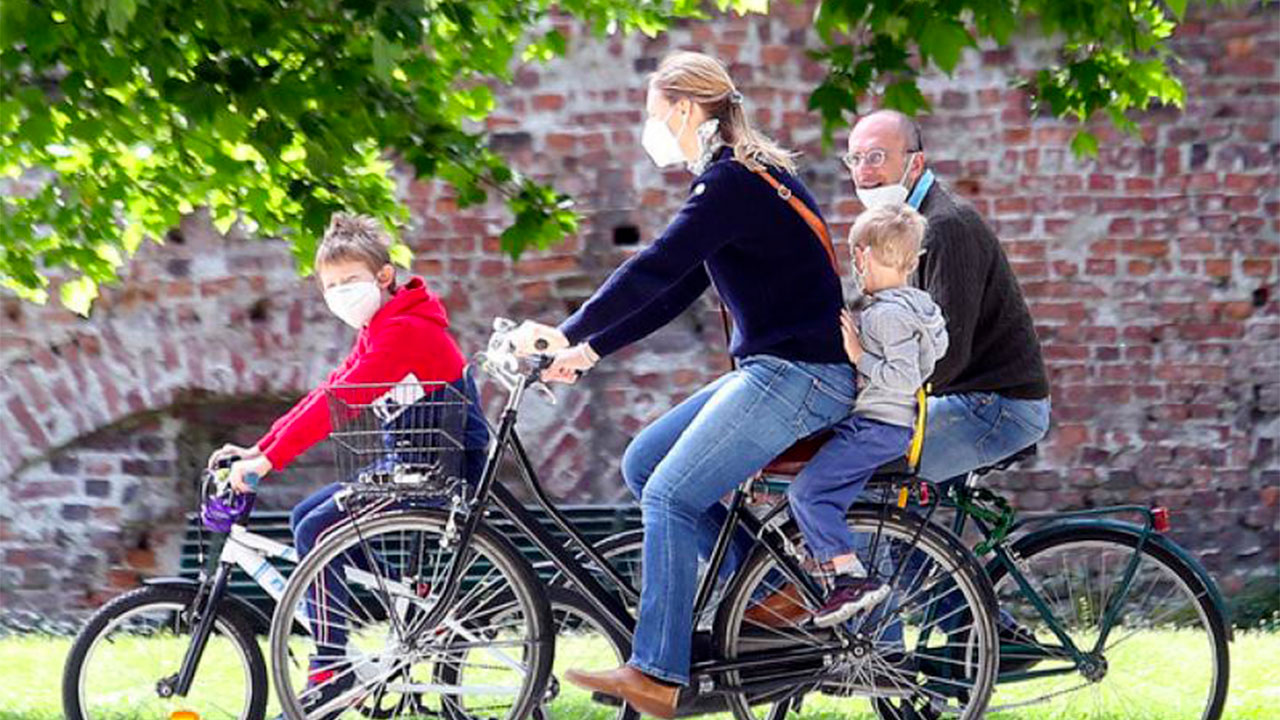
[324,281,382,329]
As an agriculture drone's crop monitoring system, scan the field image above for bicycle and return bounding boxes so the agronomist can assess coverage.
[61,460,291,720]
[266,318,1003,720]
[592,433,1232,718]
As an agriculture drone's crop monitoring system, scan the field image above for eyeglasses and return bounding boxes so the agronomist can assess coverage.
[841,147,918,170]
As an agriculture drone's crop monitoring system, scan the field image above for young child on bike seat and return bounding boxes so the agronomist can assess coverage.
[788,203,948,628]
[208,213,488,717]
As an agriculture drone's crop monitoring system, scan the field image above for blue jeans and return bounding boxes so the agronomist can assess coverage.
[880,391,1051,644]
[788,416,912,563]
[622,355,856,684]
[917,392,1051,484]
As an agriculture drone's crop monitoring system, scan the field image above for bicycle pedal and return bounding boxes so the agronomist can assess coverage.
[591,690,623,706]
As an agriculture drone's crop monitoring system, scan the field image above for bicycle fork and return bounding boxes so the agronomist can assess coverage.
[163,562,234,698]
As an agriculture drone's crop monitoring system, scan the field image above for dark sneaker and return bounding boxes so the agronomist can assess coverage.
[813,580,891,628]
[998,621,1044,674]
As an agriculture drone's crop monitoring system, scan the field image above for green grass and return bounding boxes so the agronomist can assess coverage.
[5,630,1277,719]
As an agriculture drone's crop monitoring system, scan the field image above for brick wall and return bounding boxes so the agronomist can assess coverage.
[1,1,1276,616]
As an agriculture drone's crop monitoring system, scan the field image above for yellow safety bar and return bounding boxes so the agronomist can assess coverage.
[905,384,930,471]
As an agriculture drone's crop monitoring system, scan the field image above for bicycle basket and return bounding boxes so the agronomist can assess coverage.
[326,377,475,498]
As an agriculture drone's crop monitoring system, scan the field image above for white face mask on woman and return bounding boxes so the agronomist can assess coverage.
[855,153,917,209]
[324,281,382,329]
[641,106,689,168]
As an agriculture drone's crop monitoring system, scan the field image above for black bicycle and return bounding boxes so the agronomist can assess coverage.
[267,318,1002,720]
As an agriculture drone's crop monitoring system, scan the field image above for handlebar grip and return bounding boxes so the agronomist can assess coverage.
[213,455,241,471]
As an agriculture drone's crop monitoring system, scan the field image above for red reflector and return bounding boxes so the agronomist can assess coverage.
[1152,507,1171,533]
[920,484,930,504]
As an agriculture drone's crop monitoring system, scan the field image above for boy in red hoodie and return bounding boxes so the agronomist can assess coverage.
[208,213,488,717]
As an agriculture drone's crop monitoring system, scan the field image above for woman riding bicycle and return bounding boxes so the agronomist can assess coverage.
[513,51,853,718]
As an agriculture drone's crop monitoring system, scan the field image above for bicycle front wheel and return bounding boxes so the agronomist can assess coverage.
[986,524,1230,720]
[715,506,1000,720]
[61,583,267,720]
[268,509,553,720]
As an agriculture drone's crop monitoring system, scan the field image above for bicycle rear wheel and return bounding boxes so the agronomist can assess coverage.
[986,524,1230,720]
[715,506,999,720]
[268,509,553,720]
[62,583,266,720]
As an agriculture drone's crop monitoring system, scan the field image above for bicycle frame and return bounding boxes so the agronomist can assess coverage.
[404,363,912,702]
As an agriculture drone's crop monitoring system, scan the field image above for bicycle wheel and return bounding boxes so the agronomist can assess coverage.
[268,508,553,720]
[62,583,267,720]
[985,524,1230,720]
[715,506,999,720]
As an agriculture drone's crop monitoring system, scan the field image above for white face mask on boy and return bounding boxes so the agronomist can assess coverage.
[324,281,382,329]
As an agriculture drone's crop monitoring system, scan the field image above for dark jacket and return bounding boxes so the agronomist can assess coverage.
[915,182,1050,399]
[560,147,846,364]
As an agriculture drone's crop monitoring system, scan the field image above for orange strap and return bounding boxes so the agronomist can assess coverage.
[750,167,840,274]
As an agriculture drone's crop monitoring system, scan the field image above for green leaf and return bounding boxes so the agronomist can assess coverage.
[882,80,929,115]
[106,0,138,35]
[919,17,972,74]
[1166,0,1188,20]
[389,242,413,268]
[60,275,99,316]
[1070,130,1099,157]
[371,33,401,82]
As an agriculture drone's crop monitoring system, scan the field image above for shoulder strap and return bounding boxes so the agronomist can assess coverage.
[749,167,839,274]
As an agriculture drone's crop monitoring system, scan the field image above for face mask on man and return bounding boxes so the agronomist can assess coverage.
[324,281,382,329]
[641,105,689,168]
[855,152,917,209]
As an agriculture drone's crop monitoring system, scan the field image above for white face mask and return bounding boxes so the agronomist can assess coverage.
[324,281,382,329]
[855,152,916,209]
[641,106,689,168]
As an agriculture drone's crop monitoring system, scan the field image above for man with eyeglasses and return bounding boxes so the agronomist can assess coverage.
[844,109,1051,492]
[840,110,1051,673]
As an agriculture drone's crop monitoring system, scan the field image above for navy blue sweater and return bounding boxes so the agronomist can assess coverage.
[560,148,846,364]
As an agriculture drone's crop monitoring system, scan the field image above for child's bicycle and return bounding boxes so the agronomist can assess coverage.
[60,459,403,720]
[265,318,1003,720]
[62,460,288,720]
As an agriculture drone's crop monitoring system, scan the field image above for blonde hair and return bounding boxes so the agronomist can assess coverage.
[850,204,927,274]
[650,51,797,174]
[315,213,394,276]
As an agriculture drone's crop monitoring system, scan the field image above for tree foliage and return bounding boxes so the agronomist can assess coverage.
[0,0,1214,313]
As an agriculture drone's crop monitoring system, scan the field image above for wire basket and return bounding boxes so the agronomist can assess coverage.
[326,378,478,498]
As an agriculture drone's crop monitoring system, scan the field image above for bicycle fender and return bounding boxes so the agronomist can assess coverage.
[994,519,1233,641]
[142,576,273,636]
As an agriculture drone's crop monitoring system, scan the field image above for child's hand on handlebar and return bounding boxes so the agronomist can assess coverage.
[208,443,261,469]
[228,455,272,494]
[510,321,570,356]
[541,343,599,384]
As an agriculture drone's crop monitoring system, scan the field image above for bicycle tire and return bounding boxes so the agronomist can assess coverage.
[268,509,553,720]
[985,523,1230,720]
[62,583,267,720]
[715,506,1000,720]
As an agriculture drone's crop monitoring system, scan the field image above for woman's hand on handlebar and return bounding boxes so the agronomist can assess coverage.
[541,343,598,384]
[227,455,272,494]
[510,320,570,356]
[208,443,261,469]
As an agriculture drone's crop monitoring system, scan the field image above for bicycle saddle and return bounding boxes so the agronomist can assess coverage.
[971,444,1038,477]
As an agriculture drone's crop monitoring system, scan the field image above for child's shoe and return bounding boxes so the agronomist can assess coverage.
[812,578,891,628]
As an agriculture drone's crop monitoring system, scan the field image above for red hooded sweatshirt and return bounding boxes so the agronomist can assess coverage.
[256,277,467,470]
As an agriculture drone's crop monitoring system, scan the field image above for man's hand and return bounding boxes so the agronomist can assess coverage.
[841,309,864,364]
[208,443,261,469]
[510,321,570,356]
[228,455,272,494]
[541,344,598,384]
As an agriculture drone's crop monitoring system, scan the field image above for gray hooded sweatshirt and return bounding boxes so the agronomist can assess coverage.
[853,286,949,428]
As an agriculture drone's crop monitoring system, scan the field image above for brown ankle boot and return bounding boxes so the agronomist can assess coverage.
[564,665,679,718]
[741,582,812,628]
